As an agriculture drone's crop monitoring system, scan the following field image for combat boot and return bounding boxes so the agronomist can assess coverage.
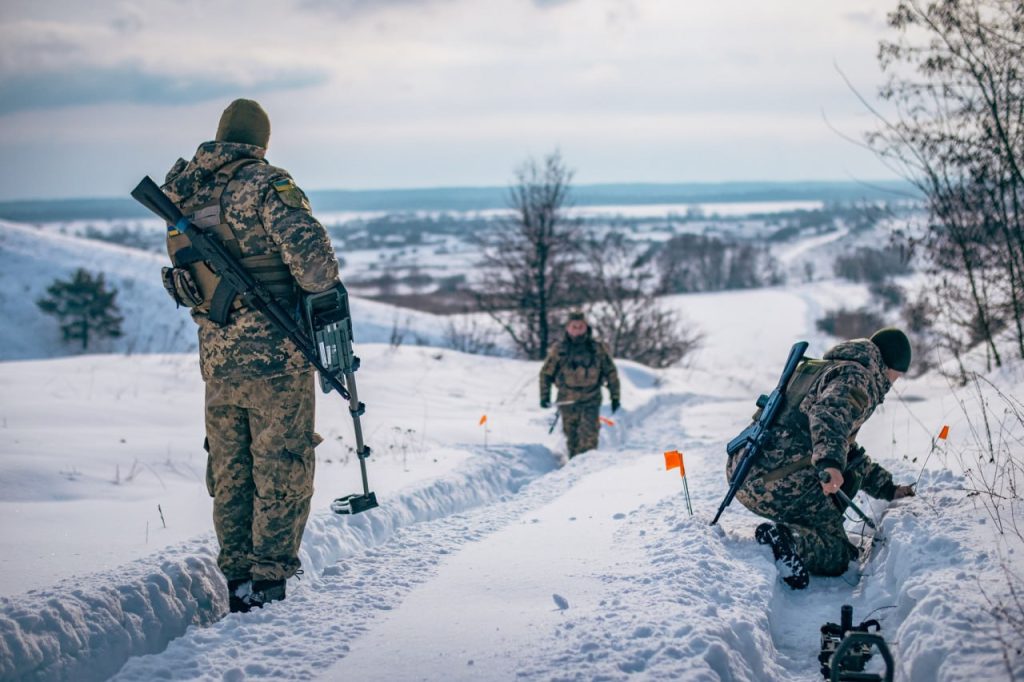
[755,522,810,590]
[227,578,252,614]
[246,578,287,609]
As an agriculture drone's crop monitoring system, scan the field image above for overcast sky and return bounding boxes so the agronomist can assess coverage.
[0,0,901,200]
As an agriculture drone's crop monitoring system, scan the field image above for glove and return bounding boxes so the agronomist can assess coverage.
[540,398,551,409]
[611,398,620,413]
[893,484,916,499]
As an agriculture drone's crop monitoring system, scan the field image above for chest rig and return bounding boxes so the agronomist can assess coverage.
[164,159,296,325]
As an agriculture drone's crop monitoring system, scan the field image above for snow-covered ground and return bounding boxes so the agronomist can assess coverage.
[1,220,1022,681]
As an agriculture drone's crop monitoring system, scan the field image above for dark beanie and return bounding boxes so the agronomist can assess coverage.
[215,99,270,148]
[870,327,912,372]
[567,310,587,323]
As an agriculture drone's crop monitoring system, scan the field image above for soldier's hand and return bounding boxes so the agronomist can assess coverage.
[611,398,620,413]
[540,398,551,409]
[820,467,844,494]
[893,484,916,499]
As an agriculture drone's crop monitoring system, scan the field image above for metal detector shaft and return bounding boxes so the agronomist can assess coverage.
[344,370,371,495]
[548,411,561,434]
[547,400,577,434]
[819,470,877,530]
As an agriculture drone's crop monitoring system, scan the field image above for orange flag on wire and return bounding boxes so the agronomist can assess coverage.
[599,416,615,427]
[479,415,488,426]
[664,450,685,477]
[938,424,950,440]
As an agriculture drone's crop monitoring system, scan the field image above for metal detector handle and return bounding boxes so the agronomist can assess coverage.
[820,471,878,530]
[830,633,894,682]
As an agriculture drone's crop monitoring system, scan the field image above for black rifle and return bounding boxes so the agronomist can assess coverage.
[711,340,809,526]
[131,175,378,515]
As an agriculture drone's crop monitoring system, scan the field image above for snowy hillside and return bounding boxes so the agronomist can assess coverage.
[0,220,451,361]
[2,264,1022,680]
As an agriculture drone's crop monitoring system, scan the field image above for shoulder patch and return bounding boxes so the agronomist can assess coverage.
[272,178,311,210]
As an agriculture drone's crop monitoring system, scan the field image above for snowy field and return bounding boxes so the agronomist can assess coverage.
[1,221,1023,681]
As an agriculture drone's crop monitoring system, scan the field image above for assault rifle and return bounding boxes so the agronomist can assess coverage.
[131,176,378,515]
[711,340,809,526]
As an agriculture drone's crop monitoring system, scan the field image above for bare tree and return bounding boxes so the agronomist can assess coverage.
[475,152,582,359]
[583,233,703,368]
[863,0,1024,368]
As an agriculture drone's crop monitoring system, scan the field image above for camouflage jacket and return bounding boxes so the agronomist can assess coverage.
[163,141,340,381]
[540,332,621,405]
[729,339,898,502]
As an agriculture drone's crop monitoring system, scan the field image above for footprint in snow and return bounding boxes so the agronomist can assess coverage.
[552,594,569,611]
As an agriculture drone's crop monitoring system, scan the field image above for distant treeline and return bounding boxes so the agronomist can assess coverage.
[0,180,917,223]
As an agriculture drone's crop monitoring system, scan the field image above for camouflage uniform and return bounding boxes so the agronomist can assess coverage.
[164,140,339,583]
[727,339,898,576]
[540,331,620,458]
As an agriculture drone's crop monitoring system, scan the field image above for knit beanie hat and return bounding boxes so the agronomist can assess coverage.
[870,327,912,372]
[567,311,587,323]
[215,99,271,149]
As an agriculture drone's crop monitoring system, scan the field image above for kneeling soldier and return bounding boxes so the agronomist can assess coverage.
[728,328,916,589]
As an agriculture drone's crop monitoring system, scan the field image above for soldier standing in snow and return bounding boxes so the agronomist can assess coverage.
[540,311,621,458]
[728,329,917,589]
[161,99,340,611]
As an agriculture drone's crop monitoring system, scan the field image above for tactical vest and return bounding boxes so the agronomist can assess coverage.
[165,159,296,325]
[756,357,869,483]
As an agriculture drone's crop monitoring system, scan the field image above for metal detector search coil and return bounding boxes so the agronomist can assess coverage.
[303,288,378,515]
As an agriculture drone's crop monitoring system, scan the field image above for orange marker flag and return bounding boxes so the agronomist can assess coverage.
[479,415,488,426]
[938,425,950,440]
[664,450,682,471]
[664,450,686,477]
[599,416,615,427]
[665,449,693,515]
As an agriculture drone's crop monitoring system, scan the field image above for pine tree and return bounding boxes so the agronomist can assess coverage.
[37,269,124,350]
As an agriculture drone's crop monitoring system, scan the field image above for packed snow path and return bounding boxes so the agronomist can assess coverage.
[112,392,734,680]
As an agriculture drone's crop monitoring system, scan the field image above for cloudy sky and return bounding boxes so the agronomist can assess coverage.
[0,0,900,200]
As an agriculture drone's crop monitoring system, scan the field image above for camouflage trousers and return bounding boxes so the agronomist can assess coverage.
[204,370,318,582]
[561,401,600,458]
[737,467,859,576]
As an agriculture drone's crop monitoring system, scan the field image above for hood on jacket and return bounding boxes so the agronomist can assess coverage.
[823,338,892,399]
[162,140,266,205]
